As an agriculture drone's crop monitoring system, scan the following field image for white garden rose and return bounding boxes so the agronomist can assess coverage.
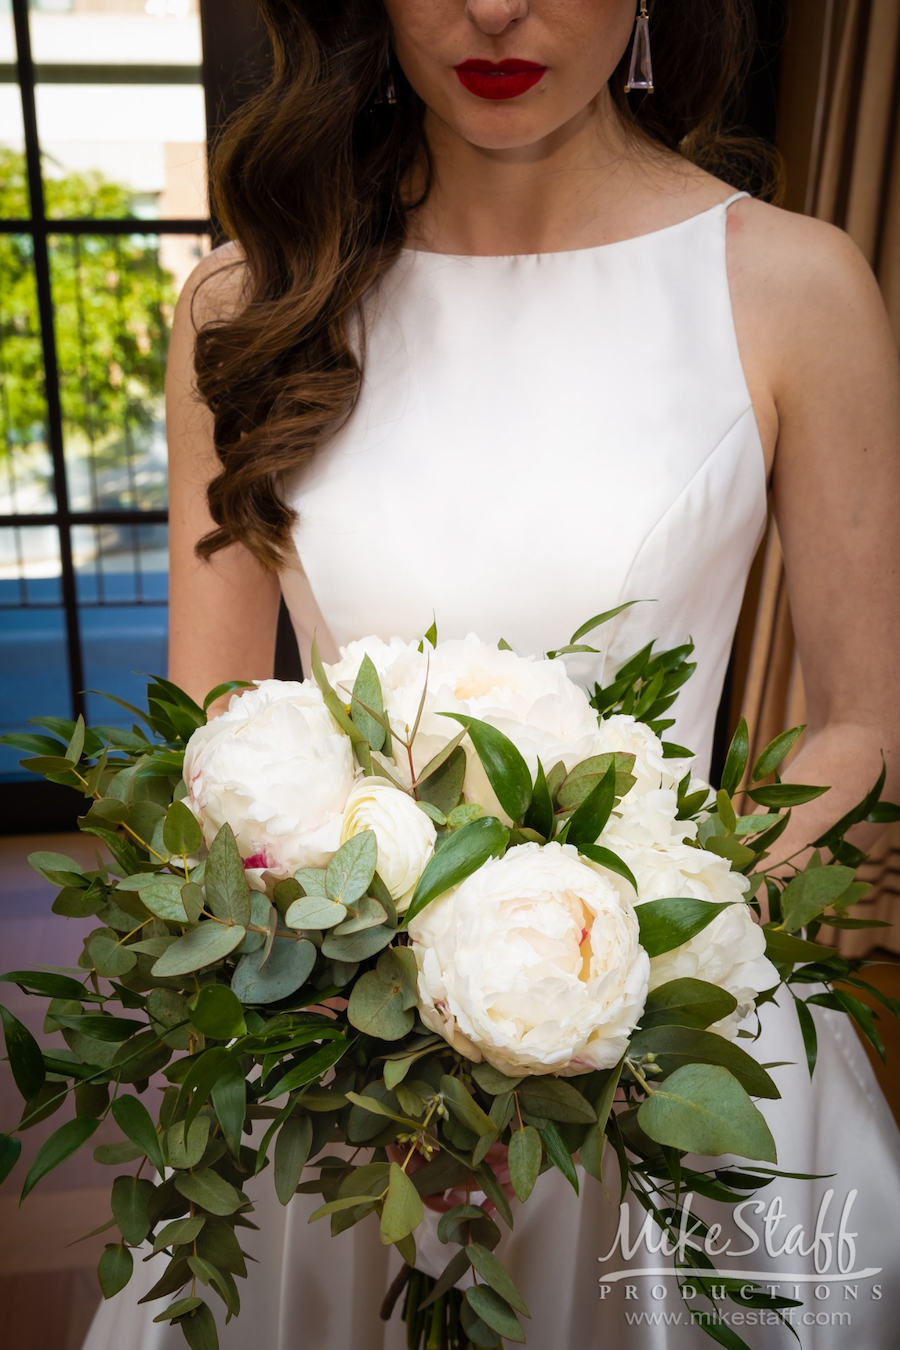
[615,839,779,1037]
[407,841,650,1077]
[183,679,356,878]
[339,777,436,912]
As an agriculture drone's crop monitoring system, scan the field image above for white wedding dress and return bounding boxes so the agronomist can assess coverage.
[83,190,900,1350]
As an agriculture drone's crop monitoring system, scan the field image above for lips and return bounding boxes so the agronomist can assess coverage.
[454,59,547,101]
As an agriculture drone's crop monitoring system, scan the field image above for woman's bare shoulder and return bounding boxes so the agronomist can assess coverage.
[723,194,892,409]
[725,195,883,330]
[176,237,251,331]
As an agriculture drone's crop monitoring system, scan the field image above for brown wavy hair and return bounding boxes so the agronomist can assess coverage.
[194,0,782,569]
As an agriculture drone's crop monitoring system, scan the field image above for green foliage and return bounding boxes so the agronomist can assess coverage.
[638,1064,777,1162]
[1,645,897,1350]
[437,713,533,823]
[404,816,508,922]
[637,897,736,959]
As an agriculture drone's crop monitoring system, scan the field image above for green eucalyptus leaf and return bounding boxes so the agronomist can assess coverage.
[21,1116,100,1199]
[230,935,316,1004]
[88,929,138,978]
[205,823,252,927]
[464,1285,526,1343]
[98,1242,133,1299]
[350,654,388,752]
[467,1243,530,1317]
[508,1125,542,1202]
[210,1057,247,1157]
[320,924,395,963]
[174,1168,245,1216]
[324,830,377,907]
[189,985,247,1039]
[380,1161,424,1245]
[151,922,246,978]
[284,894,347,930]
[110,1095,165,1173]
[139,879,189,924]
[332,894,387,936]
[637,1064,777,1161]
[153,1216,206,1254]
[440,1075,495,1137]
[347,968,415,1041]
[538,1120,579,1194]
[516,1078,596,1124]
[178,1300,220,1350]
[274,1114,313,1205]
[0,1004,46,1101]
[163,801,203,858]
[166,1115,211,1169]
[470,1062,522,1095]
[112,1174,155,1245]
[629,1026,779,1098]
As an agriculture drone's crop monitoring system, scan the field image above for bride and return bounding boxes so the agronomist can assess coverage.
[84,1,900,1347]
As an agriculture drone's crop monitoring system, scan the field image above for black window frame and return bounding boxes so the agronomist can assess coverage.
[1,0,274,833]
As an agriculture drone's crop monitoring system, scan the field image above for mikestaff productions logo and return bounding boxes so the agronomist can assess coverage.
[597,1188,882,1331]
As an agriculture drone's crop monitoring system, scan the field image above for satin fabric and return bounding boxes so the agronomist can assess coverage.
[83,192,900,1350]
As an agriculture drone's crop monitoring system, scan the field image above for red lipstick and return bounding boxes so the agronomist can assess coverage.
[454,59,546,101]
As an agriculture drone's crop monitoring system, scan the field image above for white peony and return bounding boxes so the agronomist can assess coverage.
[589,713,694,799]
[602,786,699,851]
[326,634,631,825]
[407,841,650,1077]
[613,839,779,1037]
[339,777,436,913]
[183,679,357,878]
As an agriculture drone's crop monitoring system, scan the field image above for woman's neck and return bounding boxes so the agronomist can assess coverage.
[403,88,693,257]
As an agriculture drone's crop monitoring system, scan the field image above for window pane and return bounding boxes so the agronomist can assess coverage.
[0,524,70,777]
[73,518,167,606]
[28,0,206,221]
[0,233,56,514]
[49,230,210,511]
[78,520,168,728]
[0,8,30,218]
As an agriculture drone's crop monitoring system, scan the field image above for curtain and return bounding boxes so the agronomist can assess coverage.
[732,0,900,956]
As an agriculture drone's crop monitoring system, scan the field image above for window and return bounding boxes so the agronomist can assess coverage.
[1,0,272,827]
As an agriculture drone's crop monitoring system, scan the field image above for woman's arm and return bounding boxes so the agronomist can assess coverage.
[736,203,900,870]
[166,243,282,707]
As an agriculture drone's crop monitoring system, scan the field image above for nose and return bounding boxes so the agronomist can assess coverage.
[464,0,529,37]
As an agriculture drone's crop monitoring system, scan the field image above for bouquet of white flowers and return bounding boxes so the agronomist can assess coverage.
[2,606,897,1350]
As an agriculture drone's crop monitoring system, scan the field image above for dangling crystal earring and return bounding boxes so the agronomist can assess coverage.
[385,74,397,105]
[625,1,654,93]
